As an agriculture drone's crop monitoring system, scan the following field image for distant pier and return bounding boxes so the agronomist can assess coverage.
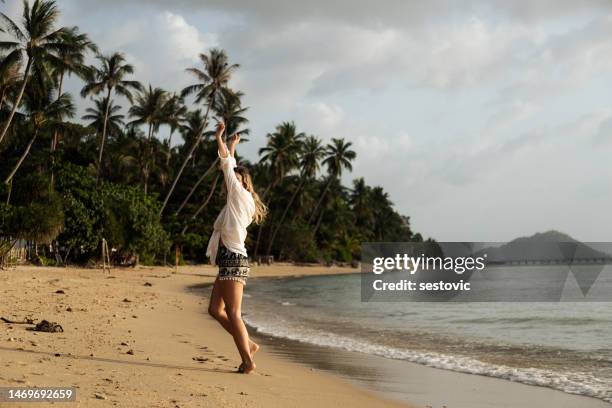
[495,258,612,266]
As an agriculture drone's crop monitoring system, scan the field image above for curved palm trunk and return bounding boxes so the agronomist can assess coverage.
[312,206,325,236]
[165,129,174,166]
[50,72,65,190]
[5,180,12,205]
[97,87,113,180]
[308,175,334,224]
[266,177,305,255]
[0,58,32,145]
[4,128,39,185]
[0,88,6,113]
[181,173,220,235]
[159,102,212,216]
[175,157,219,216]
[143,123,153,194]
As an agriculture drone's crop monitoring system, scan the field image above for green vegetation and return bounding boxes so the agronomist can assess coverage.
[0,0,425,265]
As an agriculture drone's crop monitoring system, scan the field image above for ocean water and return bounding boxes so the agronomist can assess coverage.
[243,269,612,404]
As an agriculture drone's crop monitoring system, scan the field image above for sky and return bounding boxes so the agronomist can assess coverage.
[3,0,612,242]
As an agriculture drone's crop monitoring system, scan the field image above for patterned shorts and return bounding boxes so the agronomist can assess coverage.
[217,245,250,285]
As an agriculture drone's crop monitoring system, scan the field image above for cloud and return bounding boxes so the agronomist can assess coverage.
[66,0,612,27]
[590,111,612,146]
[88,11,217,90]
[306,18,538,95]
[294,102,344,133]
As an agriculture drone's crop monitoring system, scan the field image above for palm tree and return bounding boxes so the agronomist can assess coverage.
[370,186,393,241]
[4,91,75,186]
[82,97,124,137]
[128,85,168,193]
[80,52,142,178]
[175,91,248,216]
[258,122,304,195]
[266,135,325,255]
[51,27,96,95]
[107,126,145,186]
[178,109,208,154]
[0,0,75,145]
[0,54,21,113]
[159,48,239,215]
[128,85,167,140]
[180,173,220,235]
[313,179,348,238]
[215,88,249,138]
[350,177,375,239]
[161,93,186,166]
[254,121,304,257]
[171,109,212,215]
[308,138,356,230]
[49,26,96,186]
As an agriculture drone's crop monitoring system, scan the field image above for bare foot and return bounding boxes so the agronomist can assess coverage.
[237,342,260,373]
[249,341,260,358]
[242,361,256,374]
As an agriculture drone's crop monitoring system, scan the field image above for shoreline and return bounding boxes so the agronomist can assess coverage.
[1,264,609,407]
[248,322,612,408]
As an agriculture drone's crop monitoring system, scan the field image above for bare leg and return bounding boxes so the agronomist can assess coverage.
[208,278,259,360]
[208,278,232,333]
[219,279,255,373]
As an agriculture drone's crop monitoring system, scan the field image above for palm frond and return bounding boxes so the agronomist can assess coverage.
[0,12,26,42]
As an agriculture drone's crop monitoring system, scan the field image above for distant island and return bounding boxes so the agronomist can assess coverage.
[478,231,612,264]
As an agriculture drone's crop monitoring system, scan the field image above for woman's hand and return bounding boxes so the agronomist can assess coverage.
[229,133,240,157]
[216,120,226,135]
[216,120,229,158]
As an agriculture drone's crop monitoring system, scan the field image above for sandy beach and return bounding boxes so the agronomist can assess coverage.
[0,264,404,408]
[1,264,609,408]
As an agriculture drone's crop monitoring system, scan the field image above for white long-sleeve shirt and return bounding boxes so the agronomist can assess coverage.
[206,152,255,265]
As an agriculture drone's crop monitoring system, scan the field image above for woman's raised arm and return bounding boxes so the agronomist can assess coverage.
[215,123,242,193]
[215,121,228,158]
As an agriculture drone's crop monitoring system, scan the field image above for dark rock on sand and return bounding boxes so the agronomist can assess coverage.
[34,320,63,333]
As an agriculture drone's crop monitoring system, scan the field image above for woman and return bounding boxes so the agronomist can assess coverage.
[206,120,267,374]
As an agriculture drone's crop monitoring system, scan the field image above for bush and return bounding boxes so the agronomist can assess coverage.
[56,163,104,261]
[102,184,170,264]
[0,194,64,244]
[181,232,209,263]
[56,163,169,264]
[277,222,320,262]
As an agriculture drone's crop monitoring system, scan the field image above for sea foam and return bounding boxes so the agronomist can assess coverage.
[245,316,612,403]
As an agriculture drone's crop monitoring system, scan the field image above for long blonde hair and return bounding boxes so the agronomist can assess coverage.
[234,166,267,225]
